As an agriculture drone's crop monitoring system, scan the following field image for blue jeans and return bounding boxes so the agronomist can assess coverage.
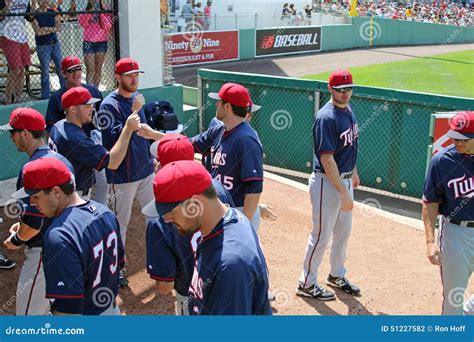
[36,42,66,99]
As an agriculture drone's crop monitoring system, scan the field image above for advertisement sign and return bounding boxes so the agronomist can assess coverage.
[432,113,455,155]
[165,30,239,66]
[255,26,322,57]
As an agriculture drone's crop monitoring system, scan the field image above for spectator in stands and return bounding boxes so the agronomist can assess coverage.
[289,3,296,25]
[193,2,204,29]
[181,0,193,25]
[304,4,312,25]
[79,0,112,88]
[31,0,65,99]
[204,1,212,30]
[281,3,290,25]
[0,0,32,104]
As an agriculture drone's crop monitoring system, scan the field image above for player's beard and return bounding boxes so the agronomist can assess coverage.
[121,82,138,93]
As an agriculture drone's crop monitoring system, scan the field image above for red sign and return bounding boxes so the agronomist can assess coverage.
[165,30,239,66]
[432,113,455,155]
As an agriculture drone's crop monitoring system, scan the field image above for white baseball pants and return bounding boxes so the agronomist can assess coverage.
[299,172,354,288]
[16,247,50,315]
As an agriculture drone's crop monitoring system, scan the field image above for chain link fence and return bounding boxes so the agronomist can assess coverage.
[0,0,118,105]
[198,69,473,199]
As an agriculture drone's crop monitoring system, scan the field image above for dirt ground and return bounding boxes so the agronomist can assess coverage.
[1,177,472,316]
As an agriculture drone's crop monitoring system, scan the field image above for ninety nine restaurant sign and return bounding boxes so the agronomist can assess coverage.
[255,26,322,57]
[166,30,239,66]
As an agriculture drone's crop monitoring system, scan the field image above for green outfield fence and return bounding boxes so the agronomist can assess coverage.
[197,69,474,199]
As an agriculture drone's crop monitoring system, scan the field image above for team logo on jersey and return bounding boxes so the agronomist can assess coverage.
[340,123,359,147]
[447,174,474,199]
[211,146,227,168]
[57,281,65,286]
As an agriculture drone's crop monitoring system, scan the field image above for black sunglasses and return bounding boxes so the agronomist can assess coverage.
[66,67,82,74]
[332,87,353,93]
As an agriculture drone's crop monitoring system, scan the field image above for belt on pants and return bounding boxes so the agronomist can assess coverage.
[448,219,474,228]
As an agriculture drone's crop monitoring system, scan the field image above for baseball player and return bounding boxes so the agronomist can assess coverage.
[143,133,234,315]
[422,110,474,315]
[0,108,74,315]
[138,83,264,231]
[12,157,124,315]
[151,160,271,315]
[297,70,361,301]
[45,55,108,204]
[48,87,141,198]
[98,57,154,287]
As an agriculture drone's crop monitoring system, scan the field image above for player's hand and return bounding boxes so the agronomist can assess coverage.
[125,112,140,131]
[4,233,20,251]
[427,243,442,266]
[340,192,353,212]
[259,204,277,221]
[131,94,145,113]
[9,222,20,234]
[137,124,158,140]
[352,172,360,188]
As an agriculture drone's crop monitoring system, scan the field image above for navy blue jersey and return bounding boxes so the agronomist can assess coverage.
[45,84,102,134]
[192,122,264,207]
[16,146,74,248]
[188,208,271,315]
[313,102,358,174]
[146,178,234,296]
[423,145,474,220]
[43,201,124,315]
[99,91,154,184]
[49,120,110,192]
[203,118,223,172]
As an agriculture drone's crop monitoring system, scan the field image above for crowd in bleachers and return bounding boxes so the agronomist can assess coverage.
[317,1,474,27]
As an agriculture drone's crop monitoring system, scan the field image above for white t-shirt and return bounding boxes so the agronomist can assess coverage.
[0,0,29,43]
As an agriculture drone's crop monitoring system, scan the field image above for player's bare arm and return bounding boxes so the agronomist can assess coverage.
[352,166,360,188]
[108,112,141,170]
[4,222,40,250]
[320,154,353,212]
[422,202,442,266]
[137,123,166,141]
[243,193,261,221]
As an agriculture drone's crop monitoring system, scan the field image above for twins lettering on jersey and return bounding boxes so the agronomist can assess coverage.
[448,174,474,199]
[211,146,227,168]
[340,123,359,147]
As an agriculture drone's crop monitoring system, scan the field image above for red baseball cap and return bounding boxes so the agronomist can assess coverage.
[61,56,82,72]
[0,108,46,131]
[329,70,356,89]
[142,160,212,217]
[115,58,144,75]
[149,133,194,165]
[447,111,474,140]
[208,83,252,108]
[61,87,101,109]
[11,158,74,199]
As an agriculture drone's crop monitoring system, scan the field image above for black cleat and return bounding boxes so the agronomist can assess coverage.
[118,269,129,288]
[0,254,16,269]
[296,284,335,301]
[326,275,360,296]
